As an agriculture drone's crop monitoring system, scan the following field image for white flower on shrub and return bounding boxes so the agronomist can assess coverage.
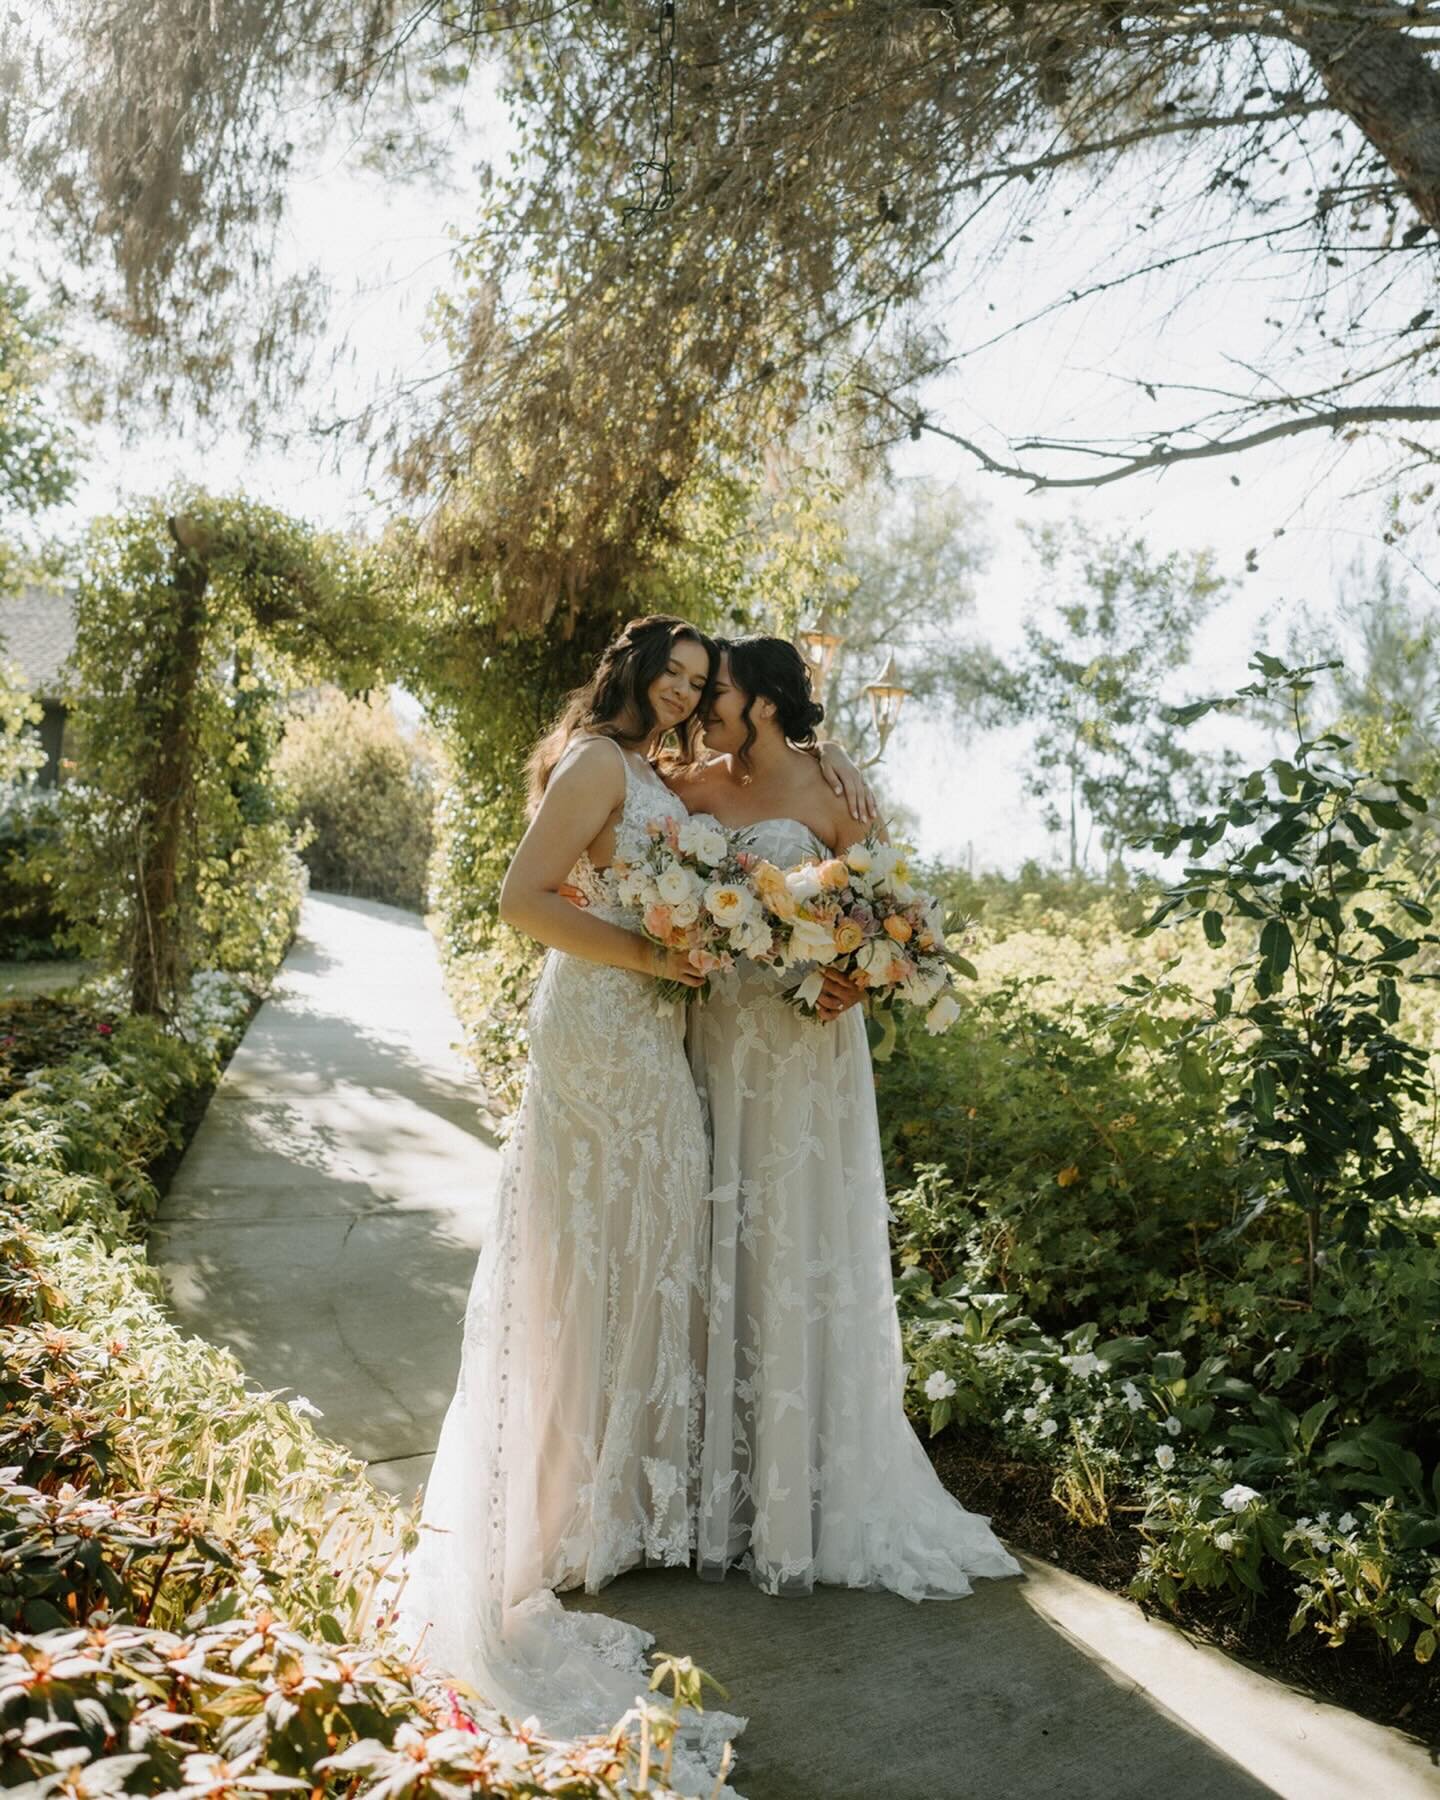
[1164,1415,1182,1437]
[1121,1381,1145,1412]
[1338,1512,1357,1534]
[1214,1530,1235,1552]
[1220,1483,1260,1512]
[1154,1444,1176,1471]
[1039,1418,1058,1439]
[1061,1351,1102,1379]
[1022,1405,1039,1424]
[924,1371,957,1401]
[287,1395,323,1418]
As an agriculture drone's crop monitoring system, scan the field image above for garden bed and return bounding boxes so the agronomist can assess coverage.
[928,1430,1440,1748]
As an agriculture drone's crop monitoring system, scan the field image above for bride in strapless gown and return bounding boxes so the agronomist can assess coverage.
[672,638,1022,1601]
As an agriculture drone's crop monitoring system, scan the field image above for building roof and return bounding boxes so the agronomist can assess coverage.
[0,586,77,701]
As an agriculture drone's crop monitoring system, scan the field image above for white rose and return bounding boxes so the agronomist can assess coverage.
[786,865,824,903]
[923,1370,957,1401]
[845,843,874,874]
[705,882,756,927]
[857,937,897,979]
[925,992,962,1034]
[1154,1444,1176,1471]
[737,919,774,957]
[678,817,729,865]
[657,864,700,905]
[669,896,700,927]
[1220,1483,1260,1513]
[787,917,840,964]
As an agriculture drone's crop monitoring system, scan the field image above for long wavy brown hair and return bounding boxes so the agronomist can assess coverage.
[525,614,718,812]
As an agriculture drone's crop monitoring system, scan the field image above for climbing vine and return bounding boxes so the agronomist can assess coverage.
[33,490,398,1016]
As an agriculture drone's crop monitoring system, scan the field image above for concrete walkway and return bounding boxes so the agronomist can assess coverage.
[153,893,1439,1800]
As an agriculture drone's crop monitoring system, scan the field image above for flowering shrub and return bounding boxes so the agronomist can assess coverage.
[0,968,714,1797]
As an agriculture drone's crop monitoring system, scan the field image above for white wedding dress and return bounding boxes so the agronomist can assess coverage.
[397,742,745,1785]
[687,815,1023,1600]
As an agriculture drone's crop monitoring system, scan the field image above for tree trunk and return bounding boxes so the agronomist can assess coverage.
[131,532,208,1017]
[1289,8,1440,233]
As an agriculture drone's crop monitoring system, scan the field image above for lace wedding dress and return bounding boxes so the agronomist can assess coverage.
[687,815,1023,1601]
[397,742,745,1786]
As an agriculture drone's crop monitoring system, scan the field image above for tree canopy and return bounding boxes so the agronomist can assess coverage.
[5,3,1437,631]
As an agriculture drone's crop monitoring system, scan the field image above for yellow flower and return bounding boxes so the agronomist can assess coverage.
[1056,1164,1081,1188]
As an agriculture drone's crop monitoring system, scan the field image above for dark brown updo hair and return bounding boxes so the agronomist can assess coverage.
[526,614,718,810]
[720,634,826,768]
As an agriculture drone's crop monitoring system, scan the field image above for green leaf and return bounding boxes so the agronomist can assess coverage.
[1259,917,1292,980]
[1360,798,1411,830]
[1282,1156,1313,1210]
[1202,909,1225,947]
[1161,699,1216,727]
[1251,1065,1276,1122]
[1298,1396,1336,1454]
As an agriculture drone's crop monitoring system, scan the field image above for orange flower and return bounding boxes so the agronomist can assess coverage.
[1056,1164,1081,1188]
[817,858,851,890]
[644,902,673,938]
[883,914,913,943]
[833,920,864,955]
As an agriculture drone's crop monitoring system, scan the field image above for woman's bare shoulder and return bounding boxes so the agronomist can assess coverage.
[548,734,627,797]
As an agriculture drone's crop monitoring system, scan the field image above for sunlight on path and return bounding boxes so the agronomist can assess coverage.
[152,892,500,1491]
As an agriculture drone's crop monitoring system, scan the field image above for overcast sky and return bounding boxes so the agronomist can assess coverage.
[44,65,1436,874]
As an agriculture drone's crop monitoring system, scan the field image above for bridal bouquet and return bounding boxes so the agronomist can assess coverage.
[753,837,973,1053]
[613,814,779,1003]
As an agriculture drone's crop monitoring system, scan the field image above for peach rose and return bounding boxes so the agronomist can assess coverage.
[883,914,914,944]
[833,920,865,955]
[818,858,851,891]
[644,902,673,938]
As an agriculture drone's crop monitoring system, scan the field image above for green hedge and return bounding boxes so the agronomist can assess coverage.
[0,975,708,1795]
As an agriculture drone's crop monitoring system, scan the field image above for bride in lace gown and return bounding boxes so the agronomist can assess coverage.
[670,635,1023,1602]
[396,616,744,1775]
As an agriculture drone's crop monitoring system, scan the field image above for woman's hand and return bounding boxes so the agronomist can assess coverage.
[648,943,708,987]
[816,738,879,824]
[815,966,863,1022]
[557,882,589,908]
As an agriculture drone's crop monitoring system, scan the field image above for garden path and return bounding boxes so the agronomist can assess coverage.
[153,893,1438,1800]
